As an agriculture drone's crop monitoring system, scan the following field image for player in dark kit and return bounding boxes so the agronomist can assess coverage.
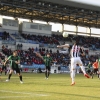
[91,59,99,79]
[36,53,52,79]
[86,61,92,76]
[4,50,23,83]
[43,54,52,79]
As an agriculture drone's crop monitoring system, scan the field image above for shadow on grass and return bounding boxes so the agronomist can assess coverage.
[24,81,69,86]
[77,85,100,88]
[35,91,100,99]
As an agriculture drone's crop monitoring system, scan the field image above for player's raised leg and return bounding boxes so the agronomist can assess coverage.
[78,58,90,78]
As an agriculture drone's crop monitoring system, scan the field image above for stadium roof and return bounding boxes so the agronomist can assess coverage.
[44,0,100,11]
[0,0,100,28]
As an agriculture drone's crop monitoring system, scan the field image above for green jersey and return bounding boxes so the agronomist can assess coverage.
[87,63,92,70]
[8,55,20,68]
[43,56,52,66]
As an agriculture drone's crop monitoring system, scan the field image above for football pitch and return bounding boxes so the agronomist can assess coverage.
[0,73,100,100]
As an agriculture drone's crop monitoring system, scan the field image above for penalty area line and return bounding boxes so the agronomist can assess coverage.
[0,90,49,97]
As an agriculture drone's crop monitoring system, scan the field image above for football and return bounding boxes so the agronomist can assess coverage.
[62,32,69,37]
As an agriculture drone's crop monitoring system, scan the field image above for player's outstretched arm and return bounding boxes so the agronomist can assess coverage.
[4,56,11,65]
[80,47,85,56]
[4,58,9,66]
[52,60,57,63]
[35,52,43,60]
[57,44,70,48]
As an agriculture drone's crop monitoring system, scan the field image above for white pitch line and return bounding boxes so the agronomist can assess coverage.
[0,96,30,98]
[0,90,49,97]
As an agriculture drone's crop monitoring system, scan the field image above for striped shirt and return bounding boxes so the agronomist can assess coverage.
[70,45,83,58]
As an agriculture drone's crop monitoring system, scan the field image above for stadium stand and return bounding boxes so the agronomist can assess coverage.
[0,0,100,73]
[21,33,60,45]
[0,31,15,45]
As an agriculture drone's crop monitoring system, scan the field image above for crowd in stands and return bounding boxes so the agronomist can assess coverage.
[1,31,100,51]
[68,35,100,50]
[2,46,12,57]
[1,31,100,67]
[54,34,100,51]
[0,31,15,46]
[52,34,100,50]
[16,44,23,50]
[52,34,72,42]
[2,46,70,66]
[21,33,100,50]
[21,33,60,45]
[0,31,10,40]
[0,52,5,60]
[1,46,99,67]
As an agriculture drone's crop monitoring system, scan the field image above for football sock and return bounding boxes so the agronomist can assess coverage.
[71,69,76,83]
[8,74,12,80]
[45,71,47,78]
[48,71,50,78]
[80,66,86,74]
[19,75,22,81]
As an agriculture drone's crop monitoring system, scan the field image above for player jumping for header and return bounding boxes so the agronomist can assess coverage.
[57,41,90,86]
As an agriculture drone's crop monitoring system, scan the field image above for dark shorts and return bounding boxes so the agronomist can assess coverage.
[2,65,7,71]
[93,68,98,74]
[46,66,50,71]
[12,67,20,73]
[87,69,91,73]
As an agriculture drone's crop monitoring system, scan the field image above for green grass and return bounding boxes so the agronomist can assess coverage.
[0,73,100,100]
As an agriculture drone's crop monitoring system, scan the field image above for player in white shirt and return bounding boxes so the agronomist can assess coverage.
[57,42,90,86]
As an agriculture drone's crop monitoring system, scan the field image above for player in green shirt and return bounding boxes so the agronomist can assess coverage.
[36,52,52,79]
[4,50,23,83]
[86,61,92,76]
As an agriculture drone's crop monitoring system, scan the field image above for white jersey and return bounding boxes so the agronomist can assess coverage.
[70,45,81,58]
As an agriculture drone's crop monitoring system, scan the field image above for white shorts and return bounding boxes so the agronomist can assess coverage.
[71,57,83,70]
